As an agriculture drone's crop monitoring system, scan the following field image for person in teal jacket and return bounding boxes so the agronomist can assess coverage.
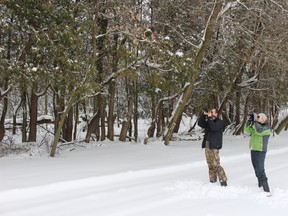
[244,113,271,194]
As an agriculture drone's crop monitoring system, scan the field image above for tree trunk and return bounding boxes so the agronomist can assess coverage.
[53,89,58,134]
[119,121,130,142]
[99,93,106,141]
[50,100,74,157]
[174,112,182,133]
[164,84,193,144]
[233,88,241,135]
[163,0,223,145]
[64,107,73,142]
[148,93,157,137]
[73,103,79,140]
[234,94,249,135]
[275,116,288,135]
[119,81,133,142]
[156,101,164,137]
[133,79,139,142]
[12,114,17,135]
[94,2,108,142]
[55,92,65,141]
[146,122,156,138]
[0,16,12,141]
[0,84,9,142]
[28,85,38,142]
[108,81,116,141]
[85,110,99,143]
[0,125,5,143]
[21,89,28,142]
[107,33,119,141]
[84,0,101,143]
[95,96,100,141]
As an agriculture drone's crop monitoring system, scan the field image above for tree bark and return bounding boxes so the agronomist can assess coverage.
[64,107,73,142]
[21,88,28,142]
[85,110,99,143]
[99,93,106,141]
[275,116,288,135]
[119,79,133,142]
[50,100,74,157]
[133,79,139,142]
[108,81,116,141]
[73,103,79,140]
[163,0,223,145]
[107,33,119,141]
[28,86,38,142]
[0,84,10,142]
[234,94,249,135]
[233,88,242,135]
[0,15,12,141]
[119,99,133,142]
[156,101,164,137]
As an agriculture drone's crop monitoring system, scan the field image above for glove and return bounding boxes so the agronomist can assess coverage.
[248,113,254,122]
[247,113,257,126]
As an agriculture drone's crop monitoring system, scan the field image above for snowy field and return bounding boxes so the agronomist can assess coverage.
[1,122,288,216]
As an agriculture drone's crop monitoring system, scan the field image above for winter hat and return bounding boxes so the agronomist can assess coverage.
[257,113,267,124]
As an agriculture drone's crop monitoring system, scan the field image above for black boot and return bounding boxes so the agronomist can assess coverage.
[261,180,270,193]
[210,179,217,183]
[220,181,227,187]
[258,179,262,187]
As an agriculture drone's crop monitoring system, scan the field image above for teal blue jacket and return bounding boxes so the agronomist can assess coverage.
[244,122,271,152]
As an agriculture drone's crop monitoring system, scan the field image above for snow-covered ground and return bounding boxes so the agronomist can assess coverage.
[1,123,288,216]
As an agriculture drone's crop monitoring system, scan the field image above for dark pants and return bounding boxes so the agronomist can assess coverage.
[251,150,267,182]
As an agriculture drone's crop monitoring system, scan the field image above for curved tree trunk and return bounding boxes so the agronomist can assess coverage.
[163,0,224,145]
[50,100,74,157]
[275,116,288,135]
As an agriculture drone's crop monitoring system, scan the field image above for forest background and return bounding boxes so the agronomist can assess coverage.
[1,0,288,157]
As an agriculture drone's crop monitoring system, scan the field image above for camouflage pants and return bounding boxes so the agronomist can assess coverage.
[205,141,227,182]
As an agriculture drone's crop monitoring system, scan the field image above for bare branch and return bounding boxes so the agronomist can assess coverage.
[269,0,288,13]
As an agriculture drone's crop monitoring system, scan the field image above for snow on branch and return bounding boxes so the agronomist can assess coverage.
[33,83,51,97]
[220,1,239,15]
[145,61,162,69]
[101,57,143,86]
[166,25,198,49]
[196,0,223,61]
[0,86,12,99]
[269,0,288,13]
[237,74,258,87]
